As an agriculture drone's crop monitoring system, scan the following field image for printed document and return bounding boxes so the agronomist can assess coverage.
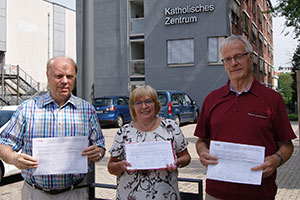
[125,141,175,170]
[32,136,88,175]
[207,140,265,185]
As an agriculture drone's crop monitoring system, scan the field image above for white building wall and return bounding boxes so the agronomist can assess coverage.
[5,0,75,91]
[65,8,76,59]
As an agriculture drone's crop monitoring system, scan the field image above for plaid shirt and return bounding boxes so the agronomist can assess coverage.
[0,92,105,189]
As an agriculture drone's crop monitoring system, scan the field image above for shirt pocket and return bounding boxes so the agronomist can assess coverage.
[248,110,269,119]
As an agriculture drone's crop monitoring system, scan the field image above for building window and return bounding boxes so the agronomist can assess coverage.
[167,39,194,66]
[208,37,225,64]
[251,0,256,17]
[259,57,264,72]
[251,22,258,44]
[242,10,250,35]
[253,52,258,73]
[258,31,263,51]
[231,0,240,26]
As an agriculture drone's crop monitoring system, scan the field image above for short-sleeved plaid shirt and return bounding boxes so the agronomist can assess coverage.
[0,92,105,189]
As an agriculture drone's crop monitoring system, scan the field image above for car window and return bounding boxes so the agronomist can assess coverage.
[125,97,129,105]
[0,110,14,127]
[116,97,126,106]
[158,93,168,106]
[184,94,192,105]
[172,93,184,105]
[93,98,113,106]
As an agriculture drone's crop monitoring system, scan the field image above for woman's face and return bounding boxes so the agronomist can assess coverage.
[133,95,156,122]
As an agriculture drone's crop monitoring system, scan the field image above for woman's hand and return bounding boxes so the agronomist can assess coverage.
[108,157,136,176]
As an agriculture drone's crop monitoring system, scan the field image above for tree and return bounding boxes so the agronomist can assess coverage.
[278,72,293,111]
[272,0,300,40]
[290,44,300,112]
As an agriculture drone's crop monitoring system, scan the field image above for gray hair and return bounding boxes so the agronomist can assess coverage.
[220,35,253,55]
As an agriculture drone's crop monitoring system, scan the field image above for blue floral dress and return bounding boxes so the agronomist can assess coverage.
[109,119,188,200]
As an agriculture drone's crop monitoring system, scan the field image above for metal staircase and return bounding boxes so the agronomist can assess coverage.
[0,64,40,106]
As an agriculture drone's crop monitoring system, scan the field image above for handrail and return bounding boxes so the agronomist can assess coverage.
[89,177,203,200]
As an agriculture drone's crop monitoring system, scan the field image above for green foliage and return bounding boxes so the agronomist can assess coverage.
[288,113,298,121]
[290,44,300,112]
[278,73,293,106]
[272,0,300,40]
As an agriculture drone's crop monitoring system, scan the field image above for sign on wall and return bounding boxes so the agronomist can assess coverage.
[165,4,215,26]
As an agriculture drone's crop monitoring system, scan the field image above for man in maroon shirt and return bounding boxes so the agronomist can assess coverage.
[194,35,296,200]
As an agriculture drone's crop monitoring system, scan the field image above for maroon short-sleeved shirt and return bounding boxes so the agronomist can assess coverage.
[194,78,296,200]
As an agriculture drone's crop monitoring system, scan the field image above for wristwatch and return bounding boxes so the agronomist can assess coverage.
[99,151,103,160]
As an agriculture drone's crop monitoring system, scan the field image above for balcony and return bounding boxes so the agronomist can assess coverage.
[130,60,144,77]
[130,18,144,37]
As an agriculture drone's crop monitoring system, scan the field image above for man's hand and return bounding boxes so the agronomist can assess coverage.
[251,154,280,178]
[81,145,105,162]
[196,138,218,167]
[13,153,38,170]
[199,151,218,167]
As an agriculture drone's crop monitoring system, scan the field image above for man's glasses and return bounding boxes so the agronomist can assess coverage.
[221,52,250,65]
[134,99,154,107]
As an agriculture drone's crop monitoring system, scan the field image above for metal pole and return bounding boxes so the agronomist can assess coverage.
[17,65,19,105]
[297,71,300,152]
[82,1,95,199]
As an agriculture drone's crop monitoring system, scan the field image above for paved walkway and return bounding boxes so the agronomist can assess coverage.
[94,121,300,199]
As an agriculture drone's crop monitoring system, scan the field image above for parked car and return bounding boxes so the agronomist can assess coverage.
[93,96,132,128]
[157,90,199,125]
[0,105,20,182]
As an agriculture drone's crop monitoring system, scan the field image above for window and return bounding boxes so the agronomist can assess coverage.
[231,1,240,26]
[208,37,225,64]
[253,52,258,73]
[251,0,256,17]
[167,39,194,66]
[242,10,250,35]
[251,22,258,44]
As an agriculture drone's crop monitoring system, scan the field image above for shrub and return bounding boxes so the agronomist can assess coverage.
[288,113,298,121]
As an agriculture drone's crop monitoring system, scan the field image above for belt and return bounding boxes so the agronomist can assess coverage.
[25,179,89,195]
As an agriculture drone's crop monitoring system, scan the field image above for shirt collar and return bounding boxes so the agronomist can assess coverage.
[42,92,77,108]
[222,78,260,97]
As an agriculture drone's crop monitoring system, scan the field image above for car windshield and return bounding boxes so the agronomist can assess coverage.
[0,110,15,127]
[93,98,114,106]
[157,94,167,106]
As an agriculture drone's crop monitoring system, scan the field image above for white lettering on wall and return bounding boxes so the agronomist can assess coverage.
[164,4,215,26]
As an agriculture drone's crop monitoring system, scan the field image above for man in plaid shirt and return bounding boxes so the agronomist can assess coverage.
[0,56,105,200]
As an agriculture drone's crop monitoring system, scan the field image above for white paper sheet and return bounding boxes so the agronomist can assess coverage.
[125,141,175,170]
[32,136,88,175]
[207,140,265,185]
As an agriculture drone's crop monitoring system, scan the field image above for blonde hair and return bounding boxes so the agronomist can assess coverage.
[129,85,161,121]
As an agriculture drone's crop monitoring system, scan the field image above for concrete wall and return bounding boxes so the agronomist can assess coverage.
[145,0,231,106]
[76,0,130,98]
[76,0,232,107]
[5,0,76,90]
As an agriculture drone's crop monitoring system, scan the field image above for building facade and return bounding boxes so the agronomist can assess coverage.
[0,0,76,95]
[76,0,273,106]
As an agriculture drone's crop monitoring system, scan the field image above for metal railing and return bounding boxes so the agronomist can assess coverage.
[89,177,203,200]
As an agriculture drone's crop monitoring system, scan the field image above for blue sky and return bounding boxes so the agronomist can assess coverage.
[52,0,297,70]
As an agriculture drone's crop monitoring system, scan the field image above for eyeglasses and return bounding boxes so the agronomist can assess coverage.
[134,99,154,107]
[221,52,250,65]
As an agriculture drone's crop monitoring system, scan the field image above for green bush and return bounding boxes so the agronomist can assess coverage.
[288,113,298,121]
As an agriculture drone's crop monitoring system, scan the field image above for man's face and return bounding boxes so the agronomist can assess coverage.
[47,57,76,106]
[221,40,253,82]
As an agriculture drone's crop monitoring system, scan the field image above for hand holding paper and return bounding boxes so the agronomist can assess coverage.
[207,141,265,185]
[125,141,175,170]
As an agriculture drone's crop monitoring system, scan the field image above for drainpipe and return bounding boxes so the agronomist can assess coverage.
[82,1,95,199]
